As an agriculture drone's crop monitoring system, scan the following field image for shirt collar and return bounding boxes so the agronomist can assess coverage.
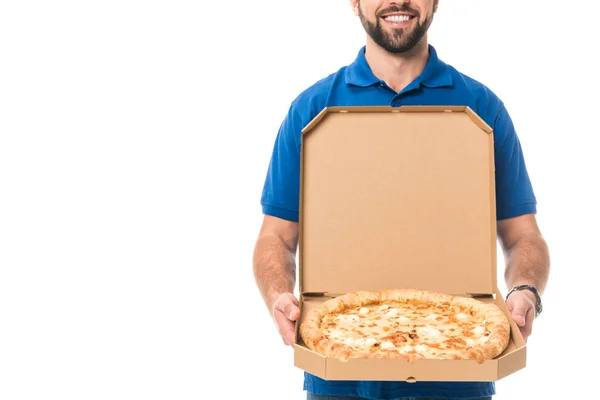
[345,44,453,89]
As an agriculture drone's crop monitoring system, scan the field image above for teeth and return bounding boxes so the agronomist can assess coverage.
[385,15,411,23]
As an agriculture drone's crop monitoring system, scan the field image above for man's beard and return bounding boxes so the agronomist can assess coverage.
[358,2,433,54]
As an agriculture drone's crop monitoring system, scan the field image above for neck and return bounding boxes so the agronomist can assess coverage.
[364,37,430,93]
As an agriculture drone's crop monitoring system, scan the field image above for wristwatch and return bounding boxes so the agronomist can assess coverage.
[506,284,543,318]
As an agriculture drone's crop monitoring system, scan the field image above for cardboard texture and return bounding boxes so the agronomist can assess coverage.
[293,106,526,382]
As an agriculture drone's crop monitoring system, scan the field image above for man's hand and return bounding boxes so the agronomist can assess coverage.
[271,292,300,346]
[506,290,537,341]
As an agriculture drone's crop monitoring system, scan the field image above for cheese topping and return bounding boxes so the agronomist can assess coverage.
[329,330,344,339]
[415,344,429,353]
[321,300,492,359]
[473,325,486,336]
[381,341,396,350]
[418,326,441,338]
[386,308,399,316]
[400,345,413,354]
[336,314,361,324]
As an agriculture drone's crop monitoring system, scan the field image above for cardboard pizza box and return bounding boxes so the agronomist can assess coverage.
[293,106,527,382]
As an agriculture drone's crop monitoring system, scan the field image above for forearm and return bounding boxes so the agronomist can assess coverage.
[253,233,297,312]
[503,232,550,294]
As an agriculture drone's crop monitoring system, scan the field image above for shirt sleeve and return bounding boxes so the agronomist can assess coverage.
[493,103,537,220]
[260,104,303,222]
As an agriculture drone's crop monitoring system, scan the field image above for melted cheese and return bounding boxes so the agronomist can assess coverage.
[321,300,492,359]
[473,325,486,336]
[418,326,441,338]
[336,314,360,325]
[329,330,344,339]
[400,345,413,354]
[381,341,396,350]
[415,344,429,353]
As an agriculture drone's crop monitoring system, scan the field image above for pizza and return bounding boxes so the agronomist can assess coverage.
[299,289,511,364]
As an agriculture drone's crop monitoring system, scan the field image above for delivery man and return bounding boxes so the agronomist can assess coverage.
[252,1,551,399]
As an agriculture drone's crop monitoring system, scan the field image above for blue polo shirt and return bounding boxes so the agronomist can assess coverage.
[260,45,537,400]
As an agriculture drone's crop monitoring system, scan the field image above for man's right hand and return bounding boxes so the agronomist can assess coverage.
[271,292,300,346]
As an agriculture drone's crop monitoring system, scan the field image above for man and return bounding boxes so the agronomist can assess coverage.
[253,1,551,399]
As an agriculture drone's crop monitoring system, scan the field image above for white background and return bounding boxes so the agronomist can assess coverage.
[1,1,598,399]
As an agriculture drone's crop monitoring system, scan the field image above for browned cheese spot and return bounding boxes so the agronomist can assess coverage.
[444,338,467,348]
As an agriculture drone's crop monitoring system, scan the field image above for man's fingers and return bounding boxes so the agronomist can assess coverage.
[510,302,530,327]
[520,306,535,341]
[275,293,300,321]
[282,301,299,320]
[273,308,296,346]
[272,293,300,345]
[513,314,526,327]
[506,292,536,342]
[287,306,300,321]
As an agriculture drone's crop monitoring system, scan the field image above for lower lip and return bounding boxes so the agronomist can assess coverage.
[382,17,415,27]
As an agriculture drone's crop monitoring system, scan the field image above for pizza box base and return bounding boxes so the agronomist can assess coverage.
[293,288,526,382]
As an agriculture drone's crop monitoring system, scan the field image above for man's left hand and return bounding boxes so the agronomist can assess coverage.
[506,290,537,341]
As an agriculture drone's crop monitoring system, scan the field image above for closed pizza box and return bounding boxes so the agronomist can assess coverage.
[293,106,527,382]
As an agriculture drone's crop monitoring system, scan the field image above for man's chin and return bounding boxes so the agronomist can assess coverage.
[379,41,416,54]
[377,32,416,49]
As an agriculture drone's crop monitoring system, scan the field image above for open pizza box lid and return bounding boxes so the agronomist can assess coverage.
[293,106,527,382]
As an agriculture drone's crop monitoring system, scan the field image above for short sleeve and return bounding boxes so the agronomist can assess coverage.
[493,104,537,220]
[260,104,303,222]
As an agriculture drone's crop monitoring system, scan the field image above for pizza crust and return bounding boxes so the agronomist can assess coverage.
[300,289,510,364]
